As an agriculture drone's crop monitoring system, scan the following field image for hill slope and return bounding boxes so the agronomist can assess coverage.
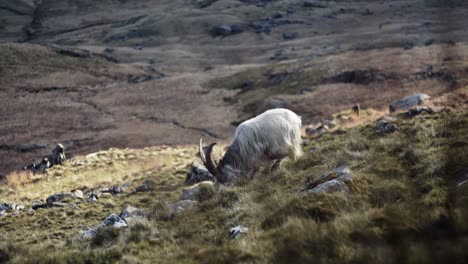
[0,109,466,263]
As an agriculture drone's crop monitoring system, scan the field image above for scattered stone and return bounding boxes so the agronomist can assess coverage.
[389,93,431,112]
[308,147,319,153]
[101,186,125,195]
[181,181,215,201]
[229,225,248,239]
[46,192,75,205]
[185,163,215,184]
[210,25,243,37]
[407,107,434,117]
[323,119,337,129]
[103,214,128,228]
[167,200,197,214]
[135,179,156,193]
[305,124,329,136]
[73,190,84,199]
[376,117,398,133]
[87,193,99,203]
[306,166,353,194]
[81,227,98,239]
[104,47,114,53]
[120,205,148,219]
[308,180,350,194]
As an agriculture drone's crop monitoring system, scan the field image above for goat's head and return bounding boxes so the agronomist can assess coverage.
[198,139,235,183]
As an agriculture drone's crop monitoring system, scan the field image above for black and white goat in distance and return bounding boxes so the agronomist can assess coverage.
[199,108,303,184]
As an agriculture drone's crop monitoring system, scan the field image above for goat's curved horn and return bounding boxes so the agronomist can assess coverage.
[199,139,218,178]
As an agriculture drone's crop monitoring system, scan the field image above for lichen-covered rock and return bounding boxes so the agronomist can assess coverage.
[185,163,214,184]
[376,117,398,133]
[181,181,215,201]
[46,192,75,205]
[308,180,350,194]
[103,214,128,228]
[73,190,84,199]
[120,205,148,219]
[389,93,431,112]
[306,166,353,194]
[135,179,156,193]
[101,186,125,195]
[81,227,97,239]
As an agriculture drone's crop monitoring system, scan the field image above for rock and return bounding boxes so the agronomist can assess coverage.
[103,214,128,228]
[308,147,319,153]
[389,93,431,112]
[308,180,350,194]
[101,186,125,195]
[135,179,156,192]
[120,205,148,219]
[104,47,114,53]
[32,200,44,209]
[306,166,353,194]
[73,190,84,199]
[229,225,248,239]
[46,192,75,205]
[167,200,197,214]
[323,119,337,129]
[181,181,215,202]
[135,43,143,50]
[87,193,98,203]
[376,117,398,133]
[11,203,25,211]
[185,163,215,184]
[210,25,242,37]
[305,124,329,136]
[81,227,97,239]
[406,107,434,117]
[0,203,12,216]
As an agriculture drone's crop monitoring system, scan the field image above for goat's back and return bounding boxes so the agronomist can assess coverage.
[233,108,302,167]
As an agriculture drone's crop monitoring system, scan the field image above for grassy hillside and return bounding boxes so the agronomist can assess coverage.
[1,109,466,263]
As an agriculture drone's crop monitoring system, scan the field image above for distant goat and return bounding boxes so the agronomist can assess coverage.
[199,108,303,183]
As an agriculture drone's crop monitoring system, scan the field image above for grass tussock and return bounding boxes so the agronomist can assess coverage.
[0,110,467,263]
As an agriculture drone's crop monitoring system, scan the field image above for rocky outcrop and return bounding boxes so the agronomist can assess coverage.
[305,166,353,194]
[185,163,215,184]
[389,93,431,112]
[181,181,215,201]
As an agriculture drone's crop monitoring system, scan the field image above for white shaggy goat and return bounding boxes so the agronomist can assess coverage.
[199,108,303,183]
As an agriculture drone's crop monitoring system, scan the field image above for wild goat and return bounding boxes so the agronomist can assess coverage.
[199,108,303,183]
